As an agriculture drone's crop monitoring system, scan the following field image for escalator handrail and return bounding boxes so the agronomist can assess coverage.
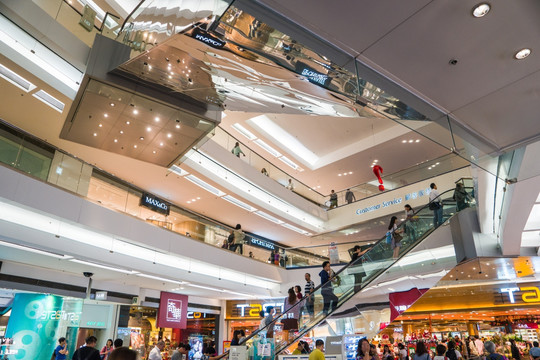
[227,186,473,351]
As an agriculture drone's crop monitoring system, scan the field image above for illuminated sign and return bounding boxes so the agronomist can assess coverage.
[356,187,430,216]
[192,28,226,49]
[226,300,284,319]
[249,238,275,250]
[295,62,331,87]
[140,192,170,215]
[95,291,107,301]
[157,292,188,329]
[500,286,540,304]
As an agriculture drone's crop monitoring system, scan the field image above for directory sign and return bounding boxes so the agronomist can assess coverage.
[157,292,189,329]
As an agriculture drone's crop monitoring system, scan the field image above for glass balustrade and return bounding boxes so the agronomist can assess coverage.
[240,187,475,354]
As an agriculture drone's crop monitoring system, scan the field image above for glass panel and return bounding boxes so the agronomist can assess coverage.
[248,187,475,354]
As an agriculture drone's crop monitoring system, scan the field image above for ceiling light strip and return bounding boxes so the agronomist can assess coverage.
[231,123,257,140]
[0,239,71,259]
[32,90,65,113]
[253,139,282,157]
[222,195,257,212]
[0,63,36,92]
[184,174,226,196]
[70,259,137,274]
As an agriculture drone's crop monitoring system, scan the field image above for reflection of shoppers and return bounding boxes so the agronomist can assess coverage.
[329,190,338,209]
[404,204,417,241]
[231,142,245,157]
[319,261,339,314]
[429,183,443,227]
[233,224,245,255]
[304,273,315,316]
[345,189,356,204]
[453,183,472,211]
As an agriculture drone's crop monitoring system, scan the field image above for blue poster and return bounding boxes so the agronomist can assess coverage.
[4,293,65,360]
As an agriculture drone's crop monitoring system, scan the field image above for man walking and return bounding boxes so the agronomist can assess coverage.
[329,190,338,209]
[345,189,356,204]
[319,261,339,314]
[72,336,100,360]
[429,183,443,227]
[304,273,315,316]
[309,340,325,360]
[149,340,166,360]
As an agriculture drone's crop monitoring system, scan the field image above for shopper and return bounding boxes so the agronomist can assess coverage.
[446,341,463,360]
[387,216,403,259]
[404,204,417,242]
[413,341,430,360]
[484,342,504,360]
[474,336,485,360]
[72,336,101,360]
[309,339,325,360]
[469,336,480,360]
[232,224,245,255]
[345,189,356,204]
[294,285,303,300]
[108,347,138,360]
[171,344,191,360]
[433,344,448,360]
[530,341,540,360]
[261,168,269,176]
[100,339,114,360]
[286,179,294,191]
[227,230,235,251]
[319,261,339,314]
[231,142,245,157]
[148,340,165,360]
[429,182,443,227]
[263,306,275,338]
[350,245,369,292]
[113,339,123,349]
[282,288,300,341]
[356,338,375,360]
[329,190,338,209]
[304,273,315,316]
[293,341,305,355]
[453,183,472,211]
[381,345,394,360]
[54,337,69,360]
[397,344,408,360]
[510,339,521,360]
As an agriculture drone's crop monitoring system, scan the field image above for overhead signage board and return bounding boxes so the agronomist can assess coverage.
[356,187,431,216]
[140,192,170,215]
[157,291,188,329]
[249,238,275,251]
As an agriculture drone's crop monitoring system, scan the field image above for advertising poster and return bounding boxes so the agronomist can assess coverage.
[189,335,204,360]
[130,330,146,357]
[157,292,189,329]
[4,293,64,360]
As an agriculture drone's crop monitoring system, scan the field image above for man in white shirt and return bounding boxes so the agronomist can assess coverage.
[429,183,443,227]
[474,336,485,360]
[149,340,165,360]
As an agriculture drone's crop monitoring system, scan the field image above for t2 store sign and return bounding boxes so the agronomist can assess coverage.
[234,302,284,318]
[500,286,540,304]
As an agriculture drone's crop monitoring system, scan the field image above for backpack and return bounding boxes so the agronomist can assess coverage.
[446,349,458,360]
[386,231,393,244]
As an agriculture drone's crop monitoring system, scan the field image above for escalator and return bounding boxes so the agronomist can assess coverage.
[242,186,475,354]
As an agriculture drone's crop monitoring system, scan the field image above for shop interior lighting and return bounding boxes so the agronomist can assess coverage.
[222,195,257,212]
[231,123,257,140]
[515,48,532,60]
[0,239,72,259]
[472,3,491,18]
[70,259,138,274]
[0,63,36,92]
[32,90,65,113]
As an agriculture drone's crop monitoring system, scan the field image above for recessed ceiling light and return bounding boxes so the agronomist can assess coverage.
[152,150,156,154]
[126,121,130,125]
[160,142,164,146]
[146,127,151,132]
[176,124,180,129]
[148,65,152,70]
[155,117,160,122]
[139,136,144,140]
[338,174,342,176]
[373,159,378,162]
[472,3,491,18]
[114,139,118,143]
[402,140,407,143]
[187,201,191,204]
[349,171,353,174]
[167,133,172,138]
[428,167,432,170]
[515,48,531,60]
[416,139,420,143]
[133,109,138,115]
[104,113,108,118]
[197,197,200,199]
[168,75,172,79]
[98,123,102,127]
[192,199,196,202]
[133,145,137,148]
[120,130,124,134]
[408,139,414,143]
[93,133,97,136]
[109,103,115,107]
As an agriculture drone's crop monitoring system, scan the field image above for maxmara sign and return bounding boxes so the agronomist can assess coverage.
[356,187,431,215]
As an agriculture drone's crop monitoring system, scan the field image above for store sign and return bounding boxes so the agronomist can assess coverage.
[226,300,284,319]
[140,192,170,215]
[500,286,540,304]
[295,62,331,87]
[515,323,539,329]
[95,291,107,300]
[157,292,188,329]
[356,187,430,215]
[249,238,275,250]
[192,28,226,49]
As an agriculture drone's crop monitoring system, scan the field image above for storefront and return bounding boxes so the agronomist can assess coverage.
[116,305,220,357]
[225,299,285,340]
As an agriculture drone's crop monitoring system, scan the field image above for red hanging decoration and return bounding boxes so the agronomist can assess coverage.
[372,165,384,191]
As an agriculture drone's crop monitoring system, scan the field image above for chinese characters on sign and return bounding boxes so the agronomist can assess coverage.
[157,292,188,329]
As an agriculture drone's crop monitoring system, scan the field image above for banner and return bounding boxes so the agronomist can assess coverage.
[4,293,65,360]
[157,292,188,329]
[389,288,428,322]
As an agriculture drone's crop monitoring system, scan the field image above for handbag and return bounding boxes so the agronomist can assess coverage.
[428,201,440,210]
[386,231,392,244]
[393,232,403,242]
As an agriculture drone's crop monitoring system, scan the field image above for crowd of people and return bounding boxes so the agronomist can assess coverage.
[53,336,137,360]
